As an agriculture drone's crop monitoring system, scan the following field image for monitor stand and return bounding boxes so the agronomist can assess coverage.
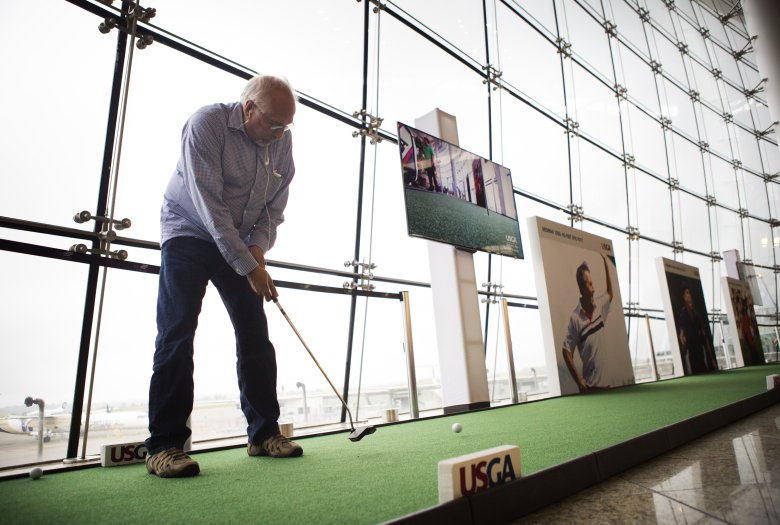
[416,108,490,414]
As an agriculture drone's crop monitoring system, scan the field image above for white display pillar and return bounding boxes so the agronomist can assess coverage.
[415,108,490,414]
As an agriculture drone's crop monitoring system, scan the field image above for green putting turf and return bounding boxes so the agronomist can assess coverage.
[2,365,778,524]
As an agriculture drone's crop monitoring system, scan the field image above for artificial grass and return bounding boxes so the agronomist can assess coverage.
[2,364,778,525]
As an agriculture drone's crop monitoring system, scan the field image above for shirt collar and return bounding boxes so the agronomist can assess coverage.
[227,101,246,132]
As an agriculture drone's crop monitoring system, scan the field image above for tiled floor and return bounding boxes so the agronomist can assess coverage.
[513,403,780,524]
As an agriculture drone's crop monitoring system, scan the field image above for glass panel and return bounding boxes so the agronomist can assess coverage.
[709,42,742,86]
[349,294,436,420]
[677,16,709,61]
[699,105,731,157]
[633,170,674,241]
[644,0,676,36]
[367,138,431,283]
[735,126,762,174]
[378,16,489,155]
[660,80,699,141]
[675,0,697,21]
[711,207,743,256]
[636,239,675,309]
[570,63,624,148]
[150,0,364,114]
[0,251,88,467]
[521,0,559,33]
[499,96,571,207]
[608,0,650,56]
[507,305,549,397]
[668,134,707,196]
[82,268,156,455]
[695,3,729,46]
[676,191,713,254]
[741,173,769,218]
[648,26,687,85]
[267,287,353,430]
[561,0,615,80]
[576,140,628,228]
[390,0,486,60]
[746,219,775,267]
[616,43,660,112]
[626,105,668,178]
[708,153,742,209]
[688,59,722,109]
[496,3,566,117]
[0,1,115,227]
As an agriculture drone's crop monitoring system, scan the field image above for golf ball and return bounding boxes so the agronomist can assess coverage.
[452,422,463,433]
[29,467,42,480]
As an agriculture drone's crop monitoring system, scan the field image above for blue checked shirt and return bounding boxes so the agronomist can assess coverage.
[160,102,295,276]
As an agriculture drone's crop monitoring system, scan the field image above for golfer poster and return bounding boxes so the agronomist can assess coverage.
[656,257,718,377]
[528,217,635,397]
[721,276,765,367]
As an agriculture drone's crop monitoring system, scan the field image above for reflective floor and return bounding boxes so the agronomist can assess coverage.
[513,403,780,524]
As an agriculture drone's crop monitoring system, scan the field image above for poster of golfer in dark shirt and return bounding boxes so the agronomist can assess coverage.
[657,258,719,376]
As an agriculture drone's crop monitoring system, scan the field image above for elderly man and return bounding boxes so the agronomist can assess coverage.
[145,75,302,478]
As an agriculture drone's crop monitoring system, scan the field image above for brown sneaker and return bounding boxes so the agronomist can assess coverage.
[247,434,303,458]
[146,447,200,478]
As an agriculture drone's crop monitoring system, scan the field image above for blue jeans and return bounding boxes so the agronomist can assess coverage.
[146,237,280,455]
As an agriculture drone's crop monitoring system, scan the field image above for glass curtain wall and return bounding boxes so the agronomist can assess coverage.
[0,0,777,469]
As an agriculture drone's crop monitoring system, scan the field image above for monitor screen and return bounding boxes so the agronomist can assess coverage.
[397,122,523,258]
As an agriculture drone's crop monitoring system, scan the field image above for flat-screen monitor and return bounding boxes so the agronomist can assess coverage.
[397,122,523,258]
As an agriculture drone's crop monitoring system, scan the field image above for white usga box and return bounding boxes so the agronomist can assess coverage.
[767,374,780,390]
[437,445,521,503]
[100,442,147,467]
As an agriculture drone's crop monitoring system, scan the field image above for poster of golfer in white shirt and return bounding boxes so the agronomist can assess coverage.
[528,217,636,397]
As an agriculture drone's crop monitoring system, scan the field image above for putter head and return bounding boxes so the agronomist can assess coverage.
[348,426,376,442]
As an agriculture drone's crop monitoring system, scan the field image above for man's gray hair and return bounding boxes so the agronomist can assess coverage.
[240,75,296,112]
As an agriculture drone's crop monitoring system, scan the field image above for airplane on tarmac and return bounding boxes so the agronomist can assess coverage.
[0,403,147,441]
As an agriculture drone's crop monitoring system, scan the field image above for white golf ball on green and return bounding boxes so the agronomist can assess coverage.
[452,422,463,433]
[29,467,42,480]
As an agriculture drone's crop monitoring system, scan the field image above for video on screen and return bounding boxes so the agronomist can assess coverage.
[397,122,523,258]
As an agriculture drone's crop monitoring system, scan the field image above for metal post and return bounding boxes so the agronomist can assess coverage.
[501,299,519,403]
[644,315,660,381]
[401,292,419,419]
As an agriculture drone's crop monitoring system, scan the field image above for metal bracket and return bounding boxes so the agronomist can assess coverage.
[614,84,628,101]
[343,259,377,291]
[564,117,580,137]
[650,60,662,74]
[672,241,684,254]
[638,7,650,22]
[706,195,717,207]
[351,110,384,145]
[482,65,503,91]
[731,159,742,170]
[676,42,689,55]
[711,68,722,79]
[97,1,156,49]
[623,153,635,169]
[698,141,709,153]
[603,21,618,38]
[627,226,640,241]
[699,27,710,39]
[660,116,673,131]
[723,112,734,123]
[709,251,722,262]
[481,282,504,304]
[71,210,131,260]
[738,208,750,219]
[688,89,700,102]
[669,178,679,190]
[555,38,573,58]
[567,203,584,222]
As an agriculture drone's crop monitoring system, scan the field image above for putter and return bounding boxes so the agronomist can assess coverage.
[273,298,376,442]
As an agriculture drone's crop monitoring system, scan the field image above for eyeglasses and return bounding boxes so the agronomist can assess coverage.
[255,104,294,132]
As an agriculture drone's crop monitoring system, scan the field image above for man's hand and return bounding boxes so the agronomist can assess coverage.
[247,266,277,302]
[247,245,277,301]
